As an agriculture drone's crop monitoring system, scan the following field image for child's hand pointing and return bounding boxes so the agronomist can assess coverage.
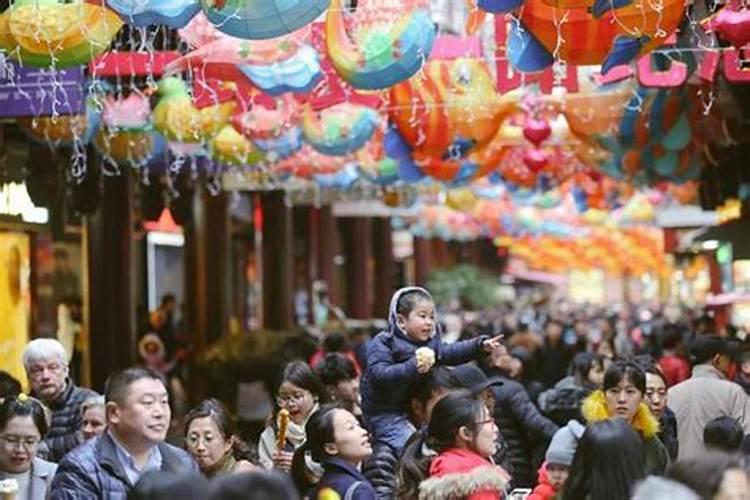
[482,334,505,353]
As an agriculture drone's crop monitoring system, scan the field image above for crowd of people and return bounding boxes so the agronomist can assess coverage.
[1,286,750,499]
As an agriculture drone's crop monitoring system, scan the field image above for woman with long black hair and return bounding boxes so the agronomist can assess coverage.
[398,391,510,500]
[562,418,647,500]
[291,404,376,499]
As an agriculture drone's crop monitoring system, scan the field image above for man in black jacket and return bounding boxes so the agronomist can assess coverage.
[482,343,559,488]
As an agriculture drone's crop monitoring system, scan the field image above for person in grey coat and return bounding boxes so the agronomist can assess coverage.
[0,395,58,500]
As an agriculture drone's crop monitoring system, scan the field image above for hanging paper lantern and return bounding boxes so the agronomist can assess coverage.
[353,132,401,186]
[383,127,425,182]
[302,103,380,156]
[273,145,348,179]
[152,77,236,143]
[703,4,750,49]
[107,0,200,28]
[209,125,265,166]
[0,0,123,68]
[508,0,686,74]
[18,95,100,147]
[169,25,318,95]
[233,95,299,141]
[93,130,165,166]
[446,188,479,212]
[387,58,511,184]
[201,0,329,40]
[92,92,164,166]
[325,0,436,90]
[251,127,302,159]
[239,45,321,95]
[313,164,361,189]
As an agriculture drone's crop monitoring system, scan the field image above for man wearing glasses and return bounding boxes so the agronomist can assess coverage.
[22,339,98,462]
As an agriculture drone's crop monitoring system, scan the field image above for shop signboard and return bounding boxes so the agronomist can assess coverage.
[0,55,85,117]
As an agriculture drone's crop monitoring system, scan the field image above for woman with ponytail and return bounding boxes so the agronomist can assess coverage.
[292,404,376,500]
[398,391,510,500]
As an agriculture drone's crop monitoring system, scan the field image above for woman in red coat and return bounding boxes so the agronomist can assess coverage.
[398,391,510,500]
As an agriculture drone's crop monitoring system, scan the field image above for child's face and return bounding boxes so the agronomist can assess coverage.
[547,464,570,490]
[398,299,435,342]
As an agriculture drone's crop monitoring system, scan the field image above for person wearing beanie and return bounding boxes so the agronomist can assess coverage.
[528,420,585,500]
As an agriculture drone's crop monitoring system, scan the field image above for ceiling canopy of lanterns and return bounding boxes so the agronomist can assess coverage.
[3,0,750,275]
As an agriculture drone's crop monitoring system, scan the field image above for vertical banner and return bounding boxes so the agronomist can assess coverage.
[0,232,31,387]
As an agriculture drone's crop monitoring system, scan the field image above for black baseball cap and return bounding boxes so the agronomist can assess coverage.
[448,364,504,395]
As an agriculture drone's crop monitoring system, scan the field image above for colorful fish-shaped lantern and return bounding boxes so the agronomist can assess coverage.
[387,58,511,184]
[272,144,349,179]
[152,77,235,143]
[209,125,265,166]
[326,0,436,90]
[302,103,380,156]
[507,0,686,74]
[201,0,329,40]
[107,0,200,28]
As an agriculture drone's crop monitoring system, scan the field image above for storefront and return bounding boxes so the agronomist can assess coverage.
[0,179,85,386]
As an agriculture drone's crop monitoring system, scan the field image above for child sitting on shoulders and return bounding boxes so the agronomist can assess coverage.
[360,287,502,454]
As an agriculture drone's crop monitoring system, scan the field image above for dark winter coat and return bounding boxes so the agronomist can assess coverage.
[312,458,378,500]
[49,431,196,499]
[484,368,559,488]
[34,380,98,463]
[659,407,679,461]
[537,376,593,426]
[361,442,399,500]
[535,342,572,390]
[361,287,487,418]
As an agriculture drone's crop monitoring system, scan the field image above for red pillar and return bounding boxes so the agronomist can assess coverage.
[87,166,137,391]
[261,191,294,330]
[372,217,395,318]
[414,237,433,285]
[340,217,373,319]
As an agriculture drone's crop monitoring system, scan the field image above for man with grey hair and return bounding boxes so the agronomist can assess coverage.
[22,338,98,462]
